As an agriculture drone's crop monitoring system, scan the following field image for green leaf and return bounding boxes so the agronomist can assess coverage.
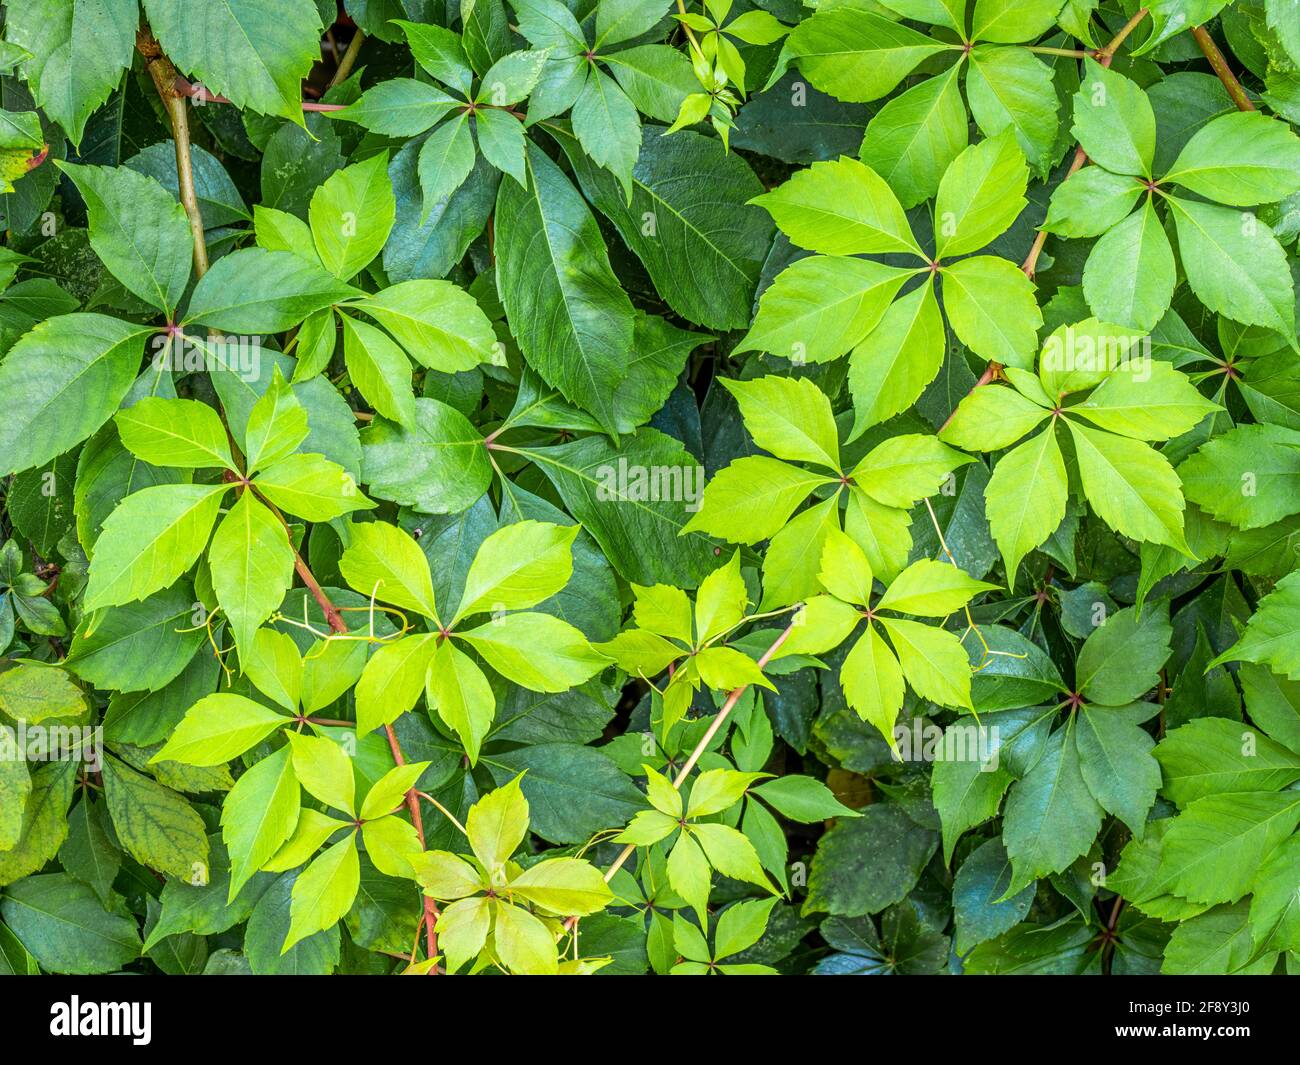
[1159,792,1300,905]
[1003,725,1104,892]
[1070,58,1155,178]
[1164,111,1300,207]
[563,126,772,331]
[848,280,945,437]
[1211,570,1300,679]
[532,428,720,586]
[694,549,747,643]
[859,65,967,210]
[153,692,288,767]
[1075,706,1160,836]
[971,0,1064,42]
[57,162,192,316]
[1044,166,1144,238]
[687,457,831,544]
[209,491,295,654]
[475,108,528,187]
[852,433,971,510]
[253,453,372,522]
[1065,419,1188,551]
[467,775,529,874]
[394,19,473,94]
[354,634,438,736]
[7,0,137,146]
[455,520,577,621]
[0,873,141,974]
[340,314,416,427]
[184,249,360,333]
[1076,603,1171,705]
[1071,361,1218,442]
[103,755,209,880]
[339,520,439,620]
[0,663,86,725]
[596,0,673,47]
[478,48,550,106]
[752,156,922,256]
[241,371,306,475]
[460,611,606,691]
[572,67,641,197]
[966,46,1059,178]
[308,152,396,280]
[327,78,460,136]
[283,835,359,951]
[360,397,491,515]
[222,745,300,900]
[736,255,912,363]
[494,141,635,434]
[876,558,994,616]
[144,0,324,124]
[0,761,77,888]
[511,856,613,915]
[1082,198,1174,332]
[982,426,1066,590]
[751,775,860,823]
[1179,424,1300,530]
[880,615,973,710]
[0,315,150,476]
[426,638,497,763]
[82,484,227,612]
[353,279,497,373]
[66,586,206,694]
[1156,718,1300,807]
[417,115,477,219]
[360,763,429,822]
[804,804,938,914]
[115,397,236,471]
[1167,196,1296,337]
[940,255,1043,368]
[784,8,949,103]
[722,375,839,471]
[934,130,1028,259]
[286,732,355,816]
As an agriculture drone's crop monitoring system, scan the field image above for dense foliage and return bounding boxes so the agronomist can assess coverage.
[2,0,1300,977]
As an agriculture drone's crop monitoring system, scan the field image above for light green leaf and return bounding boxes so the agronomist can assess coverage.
[722,375,840,471]
[153,693,288,767]
[82,484,227,611]
[752,156,922,256]
[116,397,235,471]
[209,491,295,654]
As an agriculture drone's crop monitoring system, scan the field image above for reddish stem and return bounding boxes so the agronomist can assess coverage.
[385,723,441,969]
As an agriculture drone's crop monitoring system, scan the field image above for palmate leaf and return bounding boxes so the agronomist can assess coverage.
[6,0,1300,982]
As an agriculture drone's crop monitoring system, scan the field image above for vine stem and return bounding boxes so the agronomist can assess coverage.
[385,723,442,968]
[136,28,209,277]
[1021,7,1150,280]
[174,77,345,111]
[327,29,365,89]
[1191,25,1255,111]
[563,616,801,934]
